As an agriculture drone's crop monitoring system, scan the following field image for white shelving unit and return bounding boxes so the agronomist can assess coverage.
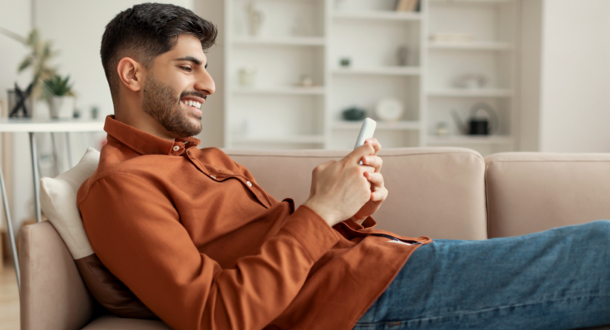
[327,0,424,149]
[224,0,519,155]
[224,0,327,150]
[424,0,518,155]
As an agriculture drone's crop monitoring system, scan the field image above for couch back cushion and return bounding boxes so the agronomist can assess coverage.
[485,152,610,238]
[227,147,488,240]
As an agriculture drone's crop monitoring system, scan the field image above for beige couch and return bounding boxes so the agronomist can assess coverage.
[19,147,610,329]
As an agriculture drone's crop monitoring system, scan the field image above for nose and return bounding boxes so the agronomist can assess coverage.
[195,69,215,96]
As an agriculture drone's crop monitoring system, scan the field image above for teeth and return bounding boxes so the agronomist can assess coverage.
[183,100,202,109]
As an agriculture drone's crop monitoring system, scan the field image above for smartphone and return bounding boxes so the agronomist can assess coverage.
[354,118,376,165]
[354,118,377,150]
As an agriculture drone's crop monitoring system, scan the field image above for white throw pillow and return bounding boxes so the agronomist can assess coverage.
[40,147,100,259]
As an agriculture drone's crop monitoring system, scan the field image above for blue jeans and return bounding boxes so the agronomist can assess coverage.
[355,221,610,330]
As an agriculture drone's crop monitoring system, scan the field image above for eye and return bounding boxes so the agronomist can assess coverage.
[179,66,192,72]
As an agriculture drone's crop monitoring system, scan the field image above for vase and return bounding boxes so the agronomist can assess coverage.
[49,96,75,119]
[7,89,34,117]
[238,66,257,87]
[246,1,264,36]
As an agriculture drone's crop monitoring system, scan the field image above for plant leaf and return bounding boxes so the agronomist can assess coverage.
[18,56,33,72]
[0,27,27,44]
[26,29,39,46]
[42,42,52,58]
[44,73,73,96]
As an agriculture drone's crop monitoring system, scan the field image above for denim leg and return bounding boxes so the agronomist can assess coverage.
[355,220,610,330]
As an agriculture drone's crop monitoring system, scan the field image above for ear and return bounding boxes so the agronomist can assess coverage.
[116,57,144,92]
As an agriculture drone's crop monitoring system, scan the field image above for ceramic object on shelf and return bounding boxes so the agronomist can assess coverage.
[454,74,488,89]
[245,1,264,36]
[435,122,448,137]
[342,107,366,121]
[397,46,409,66]
[238,66,257,87]
[297,74,314,87]
[375,97,404,122]
[339,57,351,67]
[429,32,475,43]
[451,102,499,136]
[49,96,75,119]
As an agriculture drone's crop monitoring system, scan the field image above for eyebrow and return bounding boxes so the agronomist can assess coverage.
[175,56,207,68]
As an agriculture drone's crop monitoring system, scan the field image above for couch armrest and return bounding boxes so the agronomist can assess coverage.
[19,221,95,330]
[485,153,610,238]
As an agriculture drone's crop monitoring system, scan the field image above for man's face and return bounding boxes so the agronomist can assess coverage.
[141,34,215,138]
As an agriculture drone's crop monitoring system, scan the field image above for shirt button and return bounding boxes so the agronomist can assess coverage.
[173,146,180,151]
[246,181,252,187]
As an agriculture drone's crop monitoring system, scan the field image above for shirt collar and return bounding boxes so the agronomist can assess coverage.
[103,115,201,156]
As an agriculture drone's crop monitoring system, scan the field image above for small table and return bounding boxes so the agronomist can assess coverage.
[0,118,104,289]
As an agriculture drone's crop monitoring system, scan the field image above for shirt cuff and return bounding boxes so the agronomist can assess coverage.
[281,205,341,263]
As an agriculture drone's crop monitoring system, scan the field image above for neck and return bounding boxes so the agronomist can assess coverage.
[113,98,175,142]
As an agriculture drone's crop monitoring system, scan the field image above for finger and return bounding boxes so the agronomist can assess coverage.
[364,171,384,187]
[365,138,382,155]
[371,187,388,202]
[361,155,383,172]
[348,143,375,164]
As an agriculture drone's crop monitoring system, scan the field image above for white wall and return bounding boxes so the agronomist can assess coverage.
[0,1,32,94]
[538,0,610,152]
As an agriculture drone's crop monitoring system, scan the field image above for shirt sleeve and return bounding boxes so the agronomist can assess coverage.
[78,172,340,330]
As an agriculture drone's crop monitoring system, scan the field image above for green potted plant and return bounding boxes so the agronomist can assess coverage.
[0,27,57,117]
[44,74,75,119]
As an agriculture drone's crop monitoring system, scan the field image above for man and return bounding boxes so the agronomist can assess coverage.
[78,3,610,330]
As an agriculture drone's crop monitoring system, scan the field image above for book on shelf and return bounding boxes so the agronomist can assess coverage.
[410,0,421,12]
[395,0,420,12]
[395,0,411,11]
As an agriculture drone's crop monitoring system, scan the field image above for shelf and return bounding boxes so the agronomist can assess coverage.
[0,119,105,132]
[333,121,420,130]
[233,86,326,95]
[427,135,513,145]
[428,41,513,51]
[232,36,325,46]
[233,135,325,145]
[429,0,515,5]
[333,66,421,76]
[427,88,513,97]
[332,11,422,21]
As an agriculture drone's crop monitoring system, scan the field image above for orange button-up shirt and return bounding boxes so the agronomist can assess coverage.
[78,116,430,330]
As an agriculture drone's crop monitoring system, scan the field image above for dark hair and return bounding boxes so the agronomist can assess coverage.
[100,3,217,100]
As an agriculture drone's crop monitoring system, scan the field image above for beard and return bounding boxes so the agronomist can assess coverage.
[141,74,203,138]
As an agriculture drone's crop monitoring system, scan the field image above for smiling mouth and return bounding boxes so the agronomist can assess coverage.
[181,99,202,110]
